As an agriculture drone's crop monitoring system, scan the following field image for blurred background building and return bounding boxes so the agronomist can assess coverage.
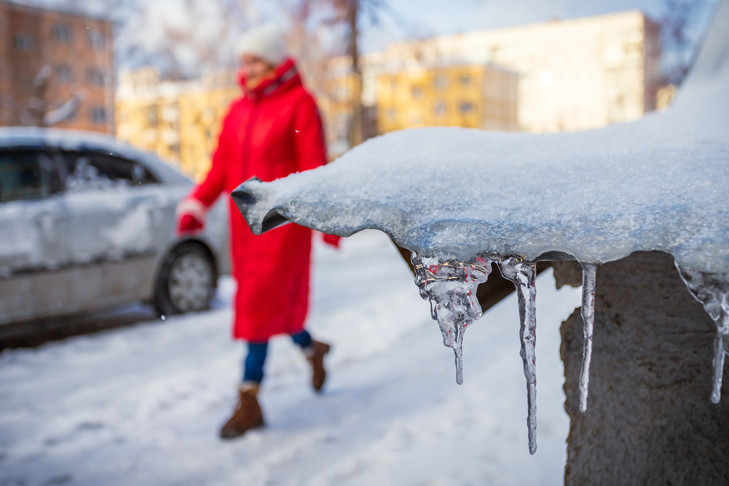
[375,64,519,134]
[115,68,238,178]
[321,9,661,156]
[0,0,114,133]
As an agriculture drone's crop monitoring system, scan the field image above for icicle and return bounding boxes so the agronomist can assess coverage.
[498,257,538,455]
[675,264,729,404]
[454,323,465,385]
[412,253,492,384]
[578,263,598,413]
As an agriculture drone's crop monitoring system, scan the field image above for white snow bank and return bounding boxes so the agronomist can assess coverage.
[0,232,582,484]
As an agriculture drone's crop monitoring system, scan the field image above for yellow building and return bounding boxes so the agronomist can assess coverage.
[377,63,518,133]
[115,69,239,180]
[324,9,661,140]
[315,54,385,157]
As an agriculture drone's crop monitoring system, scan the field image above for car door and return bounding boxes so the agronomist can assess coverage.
[59,149,169,308]
[0,148,69,324]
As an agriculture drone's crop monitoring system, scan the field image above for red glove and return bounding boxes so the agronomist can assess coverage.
[322,233,341,249]
[176,198,206,236]
[177,213,204,235]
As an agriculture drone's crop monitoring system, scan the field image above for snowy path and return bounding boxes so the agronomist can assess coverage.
[0,231,581,485]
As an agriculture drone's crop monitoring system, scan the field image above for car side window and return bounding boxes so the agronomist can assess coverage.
[0,149,60,202]
[61,151,158,192]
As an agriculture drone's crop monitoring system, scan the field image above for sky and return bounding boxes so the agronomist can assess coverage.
[364,0,670,51]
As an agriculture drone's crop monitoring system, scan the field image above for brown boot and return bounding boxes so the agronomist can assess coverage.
[219,384,265,439]
[306,340,331,393]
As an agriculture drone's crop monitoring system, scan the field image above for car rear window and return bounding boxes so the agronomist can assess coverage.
[61,150,159,191]
[0,150,60,202]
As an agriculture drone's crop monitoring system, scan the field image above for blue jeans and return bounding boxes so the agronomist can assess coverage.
[243,330,313,384]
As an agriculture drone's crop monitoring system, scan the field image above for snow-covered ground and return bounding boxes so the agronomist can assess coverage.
[0,230,581,485]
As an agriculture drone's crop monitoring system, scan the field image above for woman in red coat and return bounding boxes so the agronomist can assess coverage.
[176,23,339,439]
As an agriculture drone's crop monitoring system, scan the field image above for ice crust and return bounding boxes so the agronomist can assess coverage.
[232,0,729,454]
[237,121,728,272]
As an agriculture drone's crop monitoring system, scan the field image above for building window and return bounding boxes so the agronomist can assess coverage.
[459,101,475,114]
[411,86,423,99]
[161,105,179,123]
[0,151,52,202]
[87,68,105,86]
[14,34,35,50]
[434,75,448,89]
[88,30,106,49]
[434,101,447,116]
[146,106,158,125]
[52,23,73,43]
[56,64,74,83]
[90,106,107,124]
[460,74,472,86]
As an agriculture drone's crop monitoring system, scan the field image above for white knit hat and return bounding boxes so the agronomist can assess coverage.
[235,23,288,67]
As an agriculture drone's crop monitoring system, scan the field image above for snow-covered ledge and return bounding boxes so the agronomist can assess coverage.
[232,0,728,468]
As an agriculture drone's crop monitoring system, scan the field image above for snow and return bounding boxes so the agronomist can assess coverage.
[0,231,583,485]
[235,117,729,271]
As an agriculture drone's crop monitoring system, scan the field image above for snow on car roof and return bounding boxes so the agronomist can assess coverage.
[0,127,190,185]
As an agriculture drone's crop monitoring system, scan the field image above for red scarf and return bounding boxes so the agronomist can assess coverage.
[237,58,301,101]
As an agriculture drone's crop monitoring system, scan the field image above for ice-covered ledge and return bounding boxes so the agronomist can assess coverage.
[233,0,728,458]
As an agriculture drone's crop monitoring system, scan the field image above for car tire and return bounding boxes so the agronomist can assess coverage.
[154,243,216,317]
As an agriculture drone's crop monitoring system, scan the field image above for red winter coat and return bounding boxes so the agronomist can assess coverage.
[189,59,329,342]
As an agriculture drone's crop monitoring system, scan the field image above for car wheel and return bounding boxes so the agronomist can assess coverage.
[154,244,216,316]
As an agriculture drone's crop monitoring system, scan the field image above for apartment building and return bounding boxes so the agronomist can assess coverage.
[377,63,518,133]
[325,9,661,142]
[0,0,114,133]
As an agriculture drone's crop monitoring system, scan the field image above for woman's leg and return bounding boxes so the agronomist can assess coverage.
[290,329,313,350]
[243,340,269,385]
[220,341,268,439]
[290,330,330,392]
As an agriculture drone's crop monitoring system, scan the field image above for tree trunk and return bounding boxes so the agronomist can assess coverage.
[557,252,729,485]
[347,0,363,147]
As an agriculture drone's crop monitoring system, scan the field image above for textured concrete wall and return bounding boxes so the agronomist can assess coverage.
[555,252,729,485]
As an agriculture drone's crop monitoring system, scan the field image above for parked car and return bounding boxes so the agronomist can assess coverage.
[0,127,230,327]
